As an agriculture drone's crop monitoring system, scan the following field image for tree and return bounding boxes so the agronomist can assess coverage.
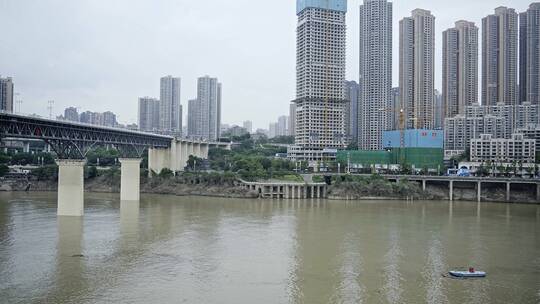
[158,168,174,179]
[0,164,8,177]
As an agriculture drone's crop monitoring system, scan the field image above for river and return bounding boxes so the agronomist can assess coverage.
[0,192,539,303]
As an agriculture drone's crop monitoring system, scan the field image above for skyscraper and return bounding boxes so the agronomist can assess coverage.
[289,103,297,136]
[102,111,117,127]
[138,97,160,132]
[277,115,289,137]
[482,7,518,106]
[519,3,540,104]
[358,0,392,150]
[345,80,359,143]
[442,20,478,117]
[389,87,400,130]
[187,76,222,141]
[243,120,253,134]
[288,0,347,161]
[0,77,14,113]
[64,107,79,122]
[160,76,182,135]
[399,9,435,130]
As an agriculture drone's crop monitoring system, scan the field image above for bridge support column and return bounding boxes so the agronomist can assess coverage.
[57,159,85,217]
[119,159,142,201]
[449,180,454,201]
[477,182,482,203]
[422,180,426,191]
[536,184,540,202]
[506,182,511,202]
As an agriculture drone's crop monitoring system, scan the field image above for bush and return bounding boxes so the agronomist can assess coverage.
[31,165,59,181]
[158,168,174,179]
[85,166,98,179]
[0,164,8,177]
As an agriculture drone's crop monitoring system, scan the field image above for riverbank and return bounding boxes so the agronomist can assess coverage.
[0,174,257,199]
[1,173,538,203]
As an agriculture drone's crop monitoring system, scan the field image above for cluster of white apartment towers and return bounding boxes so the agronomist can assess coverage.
[290,1,540,156]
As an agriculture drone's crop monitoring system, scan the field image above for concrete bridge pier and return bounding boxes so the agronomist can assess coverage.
[119,158,142,201]
[57,159,85,217]
[506,182,511,202]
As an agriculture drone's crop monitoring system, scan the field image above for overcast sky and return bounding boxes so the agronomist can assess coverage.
[0,0,533,129]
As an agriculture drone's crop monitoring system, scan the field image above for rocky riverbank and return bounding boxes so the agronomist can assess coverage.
[1,173,537,203]
[0,174,257,199]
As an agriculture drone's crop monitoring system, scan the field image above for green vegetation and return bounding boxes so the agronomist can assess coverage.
[328,174,424,198]
[207,134,300,181]
[0,151,55,166]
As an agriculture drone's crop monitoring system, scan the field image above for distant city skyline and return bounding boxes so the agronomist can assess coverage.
[0,0,534,129]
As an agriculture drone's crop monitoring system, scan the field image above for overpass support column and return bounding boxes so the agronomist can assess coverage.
[119,159,142,201]
[57,159,85,217]
[506,183,511,202]
[536,184,540,202]
[422,180,426,191]
[449,180,454,201]
[477,182,482,203]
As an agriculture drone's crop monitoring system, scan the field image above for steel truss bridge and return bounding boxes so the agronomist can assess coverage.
[0,113,173,158]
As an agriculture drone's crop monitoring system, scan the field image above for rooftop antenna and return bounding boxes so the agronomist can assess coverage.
[47,100,54,119]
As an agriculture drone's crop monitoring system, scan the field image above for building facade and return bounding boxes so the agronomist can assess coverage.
[519,3,540,104]
[289,0,348,160]
[289,103,297,136]
[242,120,253,134]
[482,7,518,106]
[399,9,435,130]
[345,80,359,143]
[442,20,479,117]
[64,107,79,122]
[277,115,289,137]
[187,99,198,138]
[0,77,14,113]
[358,0,393,150]
[138,97,160,132]
[517,124,540,155]
[187,76,222,141]
[160,76,182,135]
[444,102,540,152]
[470,133,536,163]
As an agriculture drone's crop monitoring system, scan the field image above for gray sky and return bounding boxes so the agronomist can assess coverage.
[0,0,532,130]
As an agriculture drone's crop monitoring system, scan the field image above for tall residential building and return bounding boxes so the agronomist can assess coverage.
[434,89,444,129]
[399,9,435,130]
[358,0,392,150]
[289,0,347,161]
[345,80,359,143]
[482,7,518,106]
[389,87,400,130]
[242,120,253,134]
[519,3,540,104]
[277,115,289,137]
[188,76,222,141]
[0,77,14,113]
[187,99,199,138]
[269,122,278,138]
[442,20,479,117]
[160,76,182,135]
[289,103,297,136]
[102,111,117,127]
[64,107,79,122]
[138,97,160,132]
